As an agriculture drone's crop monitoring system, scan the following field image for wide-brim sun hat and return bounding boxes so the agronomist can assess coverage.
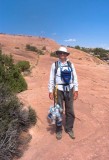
[56,46,70,55]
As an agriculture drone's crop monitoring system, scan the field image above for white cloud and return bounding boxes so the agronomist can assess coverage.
[64,38,77,42]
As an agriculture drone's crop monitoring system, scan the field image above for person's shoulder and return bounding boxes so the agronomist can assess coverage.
[67,60,74,65]
[68,60,75,68]
[51,62,57,68]
[53,60,59,65]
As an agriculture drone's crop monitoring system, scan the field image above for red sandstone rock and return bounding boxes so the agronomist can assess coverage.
[0,34,109,160]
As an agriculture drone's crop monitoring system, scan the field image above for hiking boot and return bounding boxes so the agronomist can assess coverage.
[56,131,62,140]
[67,130,75,139]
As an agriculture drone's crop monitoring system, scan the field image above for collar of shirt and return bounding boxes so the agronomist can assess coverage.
[58,59,69,65]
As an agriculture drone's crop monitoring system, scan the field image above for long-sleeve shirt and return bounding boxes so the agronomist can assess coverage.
[48,59,78,92]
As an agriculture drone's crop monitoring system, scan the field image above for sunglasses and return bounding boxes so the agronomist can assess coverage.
[58,52,67,55]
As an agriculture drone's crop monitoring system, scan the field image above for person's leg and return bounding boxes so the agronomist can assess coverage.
[64,88,75,133]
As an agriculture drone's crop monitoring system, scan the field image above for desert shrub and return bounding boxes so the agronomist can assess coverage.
[37,49,44,55]
[67,45,74,48]
[42,46,46,50]
[16,61,30,72]
[74,45,81,50]
[0,83,37,160]
[26,44,44,55]
[0,50,27,93]
[15,47,20,49]
[68,45,109,61]
[50,51,58,58]
[93,48,109,60]
[26,44,37,52]
[7,67,27,93]
[0,52,14,67]
[28,107,37,126]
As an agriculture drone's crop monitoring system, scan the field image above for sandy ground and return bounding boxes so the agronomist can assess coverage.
[18,54,109,160]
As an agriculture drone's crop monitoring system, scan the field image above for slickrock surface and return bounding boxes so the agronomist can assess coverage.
[0,34,109,160]
[19,54,109,160]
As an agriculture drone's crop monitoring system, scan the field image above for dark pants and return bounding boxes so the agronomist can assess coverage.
[56,88,75,133]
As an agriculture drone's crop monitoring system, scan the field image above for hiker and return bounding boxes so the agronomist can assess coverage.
[48,46,78,140]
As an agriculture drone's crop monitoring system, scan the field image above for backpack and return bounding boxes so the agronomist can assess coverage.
[54,61,74,85]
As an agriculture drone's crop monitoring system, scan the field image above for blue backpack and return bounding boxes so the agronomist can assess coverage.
[54,61,74,85]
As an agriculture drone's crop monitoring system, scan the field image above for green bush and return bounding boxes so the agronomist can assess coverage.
[93,48,109,59]
[50,52,58,58]
[7,67,27,93]
[0,83,37,160]
[26,44,37,52]
[68,45,109,61]
[0,50,27,93]
[37,49,44,55]
[74,45,81,50]
[16,61,30,72]
[26,44,44,55]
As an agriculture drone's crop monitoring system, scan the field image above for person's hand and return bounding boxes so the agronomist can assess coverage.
[49,92,54,100]
[73,91,78,100]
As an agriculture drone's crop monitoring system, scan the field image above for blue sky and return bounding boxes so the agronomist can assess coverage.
[0,0,109,49]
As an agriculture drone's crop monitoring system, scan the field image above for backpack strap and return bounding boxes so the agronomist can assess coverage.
[67,61,72,71]
[67,61,74,82]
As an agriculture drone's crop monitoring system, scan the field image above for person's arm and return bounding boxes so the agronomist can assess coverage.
[72,64,78,100]
[48,63,55,100]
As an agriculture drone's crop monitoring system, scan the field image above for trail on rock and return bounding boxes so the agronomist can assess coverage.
[19,55,109,160]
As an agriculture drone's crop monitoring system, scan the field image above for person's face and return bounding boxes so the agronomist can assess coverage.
[57,52,68,60]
